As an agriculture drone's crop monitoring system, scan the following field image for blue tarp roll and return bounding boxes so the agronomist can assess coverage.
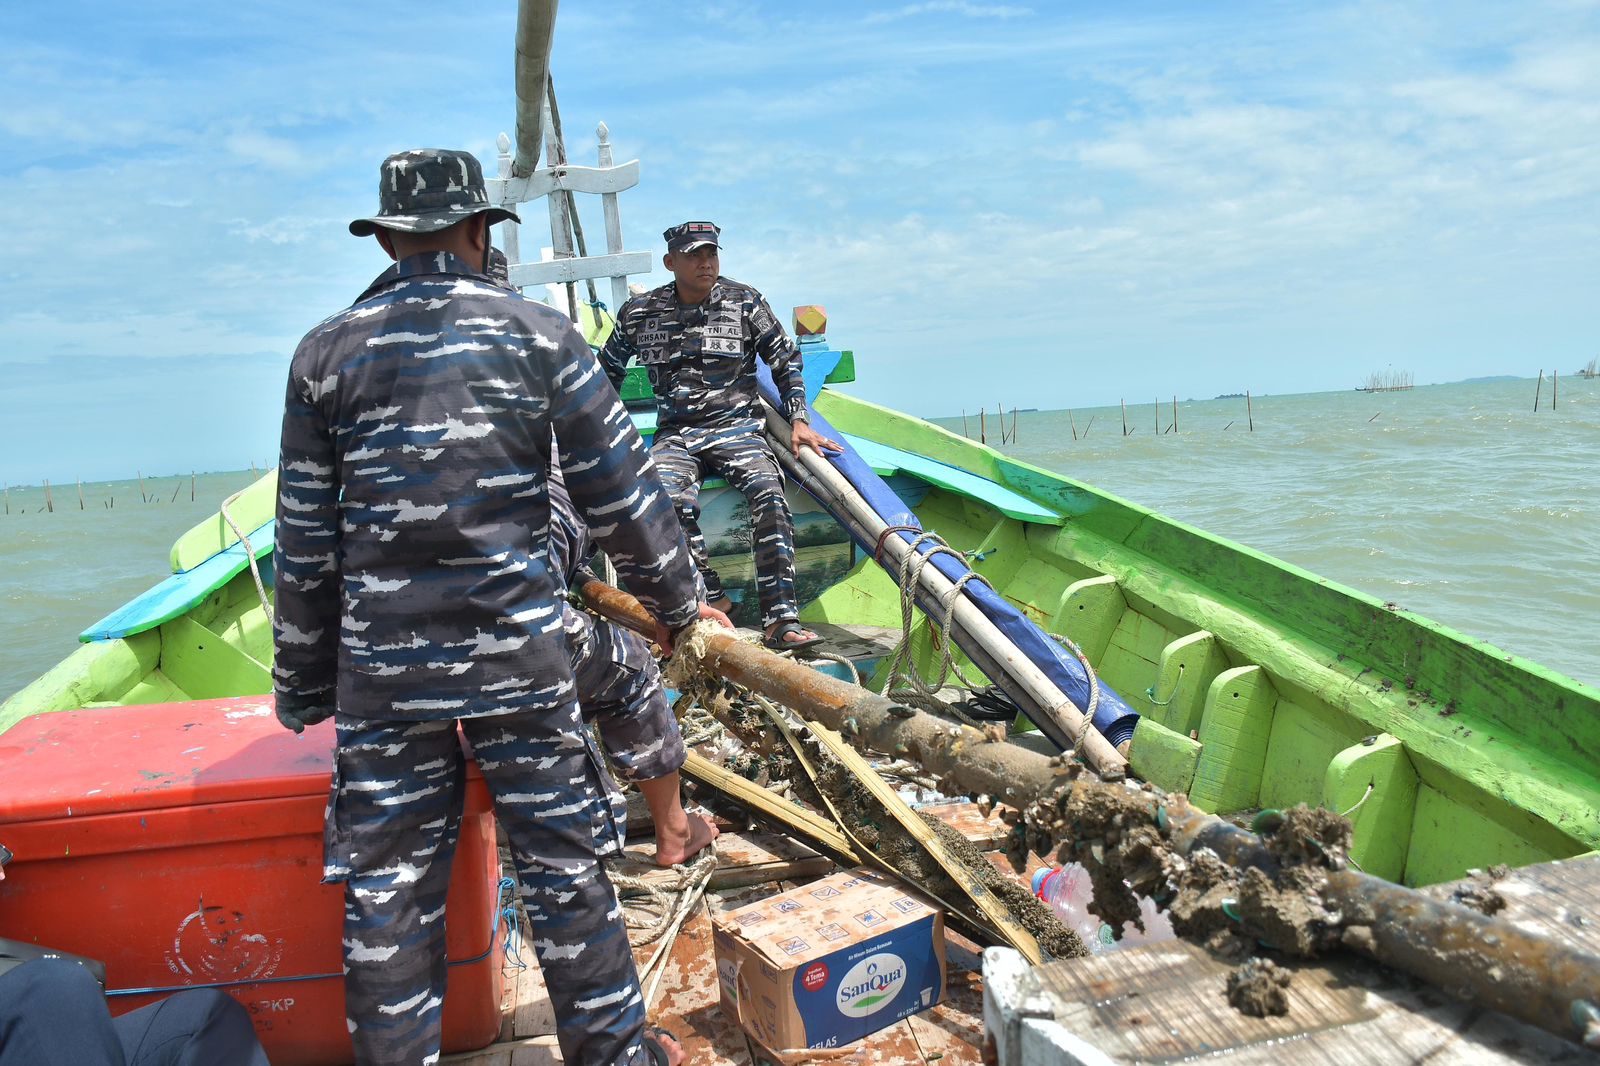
[757,364,1140,748]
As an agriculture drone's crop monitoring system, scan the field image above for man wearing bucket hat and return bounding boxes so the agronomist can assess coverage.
[274,148,717,1066]
[598,222,840,653]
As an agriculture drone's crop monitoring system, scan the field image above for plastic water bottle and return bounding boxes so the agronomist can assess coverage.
[1032,864,1176,953]
[1032,863,1116,953]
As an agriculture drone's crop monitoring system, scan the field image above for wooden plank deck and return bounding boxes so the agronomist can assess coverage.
[445,804,1009,1065]
[988,854,1600,1064]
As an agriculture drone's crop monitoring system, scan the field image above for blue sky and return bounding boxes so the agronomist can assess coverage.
[2,1,1597,484]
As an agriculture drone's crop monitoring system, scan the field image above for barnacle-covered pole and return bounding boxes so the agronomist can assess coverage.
[580,576,1600,1050]
[578,576,1057,807]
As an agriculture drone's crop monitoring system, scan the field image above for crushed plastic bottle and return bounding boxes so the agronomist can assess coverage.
[1032,863,1116,953]
[1033,863,1175,953]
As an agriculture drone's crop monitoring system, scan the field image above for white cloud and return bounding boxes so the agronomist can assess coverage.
[865,1,1033,25]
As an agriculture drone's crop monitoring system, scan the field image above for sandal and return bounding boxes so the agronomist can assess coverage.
[762,620,824,653]
[642,1025,678,1065]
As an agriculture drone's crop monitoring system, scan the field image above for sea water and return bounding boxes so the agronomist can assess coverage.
[934,376,1600,688]
[1,377,1596,702]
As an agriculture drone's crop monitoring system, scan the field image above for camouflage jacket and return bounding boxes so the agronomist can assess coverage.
[273,252,700,721]
[597,277,808,449]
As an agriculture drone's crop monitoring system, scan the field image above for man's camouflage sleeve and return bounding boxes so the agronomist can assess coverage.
[273,356,341,704]
[749,293,808,422]
[596,299,642,394]
[549,327,701,632]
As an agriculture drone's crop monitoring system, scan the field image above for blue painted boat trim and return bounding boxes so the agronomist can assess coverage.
[80,520,277,642]
[845,438,1063,525]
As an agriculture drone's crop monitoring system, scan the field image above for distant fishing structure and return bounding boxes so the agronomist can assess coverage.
[1577,357,1598,380]
[1356,369,1414,392]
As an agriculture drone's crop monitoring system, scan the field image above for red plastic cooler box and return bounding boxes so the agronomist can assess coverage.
[0,697,507,1065]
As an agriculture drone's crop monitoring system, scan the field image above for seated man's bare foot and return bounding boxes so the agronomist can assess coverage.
[708,595,734,614]
[655,810,719,867]
[643,1025,683,1065]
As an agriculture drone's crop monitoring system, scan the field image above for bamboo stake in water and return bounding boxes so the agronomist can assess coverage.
[137,470,146,503]
[1155,397,1160,436]
[44,480,54,513]
[169,479,181,503]
[77,479,85,510]
[1247,390,1255,431]
[1068,410,1078,441]
[1083,415,1094,438]
[1553,369,1558,410]
[1173,395,1178,434]
[1121,398,1128,436]
[962,410,969,438]
[3,483,9,515]
[191,472,196,502]
[1011,406,1018,443]
[1534,370,1543,412]
[980,408,986,444]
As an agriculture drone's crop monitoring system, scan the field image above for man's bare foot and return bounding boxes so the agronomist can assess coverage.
[643,1025,684,1065]
[708,595,733,614]
[655,810,719,867]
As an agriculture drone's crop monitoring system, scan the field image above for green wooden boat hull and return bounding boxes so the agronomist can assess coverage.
[5,378,1597,890]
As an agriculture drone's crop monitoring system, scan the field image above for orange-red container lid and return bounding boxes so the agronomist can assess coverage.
[0,697,338,823]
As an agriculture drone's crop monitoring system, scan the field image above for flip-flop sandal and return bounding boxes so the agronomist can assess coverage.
[642,1025,678,1065]
[762,620,824,653]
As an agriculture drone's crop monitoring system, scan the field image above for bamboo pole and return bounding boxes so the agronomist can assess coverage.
[44,480,53,513]
[77,479,85,510]
[137,470,146,503]
[546,77,600,308]
[1011,407,1017,443]
[191,472,196,502]
[1121,399,1128,436]
[980,408,986,444]
[1246,390,1254,431]
[3,483,8,515]
[1154,397,1159,436]
[762,408,1129,777]
[1554,369,1559,410]
[1082,415,1094,438]
[1172,395,1178,434]
[962,410,969,438]
[1535,370,1544,412]
[169,479,182,503]
[1068,410,1077,441]
[510,0,556,178]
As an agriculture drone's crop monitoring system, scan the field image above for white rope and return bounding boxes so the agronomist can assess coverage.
[219,489,272,621]
[882,531,991,705]
[610,847,717,1010]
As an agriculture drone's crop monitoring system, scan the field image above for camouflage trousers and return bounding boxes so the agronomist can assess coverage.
[324,615,682,1066]
[651,428,797,627]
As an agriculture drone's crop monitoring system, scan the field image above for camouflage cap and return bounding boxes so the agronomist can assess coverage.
[349,148,520,237]
[664,221,721,254]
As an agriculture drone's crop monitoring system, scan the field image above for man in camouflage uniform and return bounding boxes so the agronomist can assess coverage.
[273,148,716,1066]
[598,221,841,650]
[547,449,719,867]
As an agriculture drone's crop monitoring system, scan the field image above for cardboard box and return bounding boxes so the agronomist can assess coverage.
[0,697,505,1066]
[712,868,946,1058]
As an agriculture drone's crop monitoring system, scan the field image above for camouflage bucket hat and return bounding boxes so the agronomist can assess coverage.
[349,148,520,237]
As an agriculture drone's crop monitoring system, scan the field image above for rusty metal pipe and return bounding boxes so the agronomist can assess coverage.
[583,577,1600,1049]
